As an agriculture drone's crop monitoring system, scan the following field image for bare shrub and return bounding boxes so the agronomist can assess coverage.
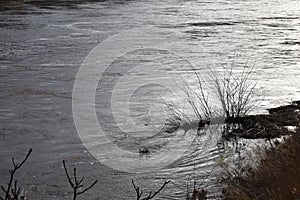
[180,71,212,122]
[0,148,32,200]
[161,71,212,133]
[209,64,259,120]
[163,100,191,131]
[173,60,260,132]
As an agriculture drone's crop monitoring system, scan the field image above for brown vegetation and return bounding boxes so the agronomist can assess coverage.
[223,128,300,200]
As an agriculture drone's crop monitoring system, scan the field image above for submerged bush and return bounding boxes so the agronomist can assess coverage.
[181,62,260,124]
[210,65,259,120]
[163,61,260,134]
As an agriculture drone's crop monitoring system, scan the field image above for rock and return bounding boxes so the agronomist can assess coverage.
[223,101,300,139]
[139,147,150,154]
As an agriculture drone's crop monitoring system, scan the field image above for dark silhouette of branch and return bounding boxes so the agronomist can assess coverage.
[131,179,170,200]
[0,148,32,200]
[62,160,98,200]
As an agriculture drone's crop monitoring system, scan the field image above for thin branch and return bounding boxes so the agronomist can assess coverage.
[63,160,74,188]
[1,148,32,200]
[77,180,98,195]
[132,179,170,200]
[62,160,98,200]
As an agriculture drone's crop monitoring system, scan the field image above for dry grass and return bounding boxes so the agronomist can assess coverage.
[223,130,300,200]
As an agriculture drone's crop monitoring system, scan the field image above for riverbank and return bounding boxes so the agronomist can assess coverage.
[222,101,300,200]
[222,100,300,139]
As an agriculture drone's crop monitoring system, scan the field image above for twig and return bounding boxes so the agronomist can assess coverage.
[62,160,98,200]
[131,179,170,200]
[1,148,32,200]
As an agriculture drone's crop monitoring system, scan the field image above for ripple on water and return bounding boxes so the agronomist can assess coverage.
[1,0,300,199]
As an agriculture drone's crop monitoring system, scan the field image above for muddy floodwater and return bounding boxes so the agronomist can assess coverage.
[0,0,300,199]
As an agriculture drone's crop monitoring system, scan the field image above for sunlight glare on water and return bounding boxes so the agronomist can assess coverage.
[0,0,299,199]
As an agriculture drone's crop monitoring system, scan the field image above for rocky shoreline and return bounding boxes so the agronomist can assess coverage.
[223,100,300,139]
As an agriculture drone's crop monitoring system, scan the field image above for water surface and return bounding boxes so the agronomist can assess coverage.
[0,0,299,199]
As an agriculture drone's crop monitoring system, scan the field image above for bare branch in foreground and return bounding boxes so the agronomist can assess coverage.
[62,160,98,200]
[0,148,32,200]
[132,179,170,200]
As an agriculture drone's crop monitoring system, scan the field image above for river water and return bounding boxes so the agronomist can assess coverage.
[0,0,300,199]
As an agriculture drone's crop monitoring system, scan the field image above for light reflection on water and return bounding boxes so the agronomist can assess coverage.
[0,0,299,199]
